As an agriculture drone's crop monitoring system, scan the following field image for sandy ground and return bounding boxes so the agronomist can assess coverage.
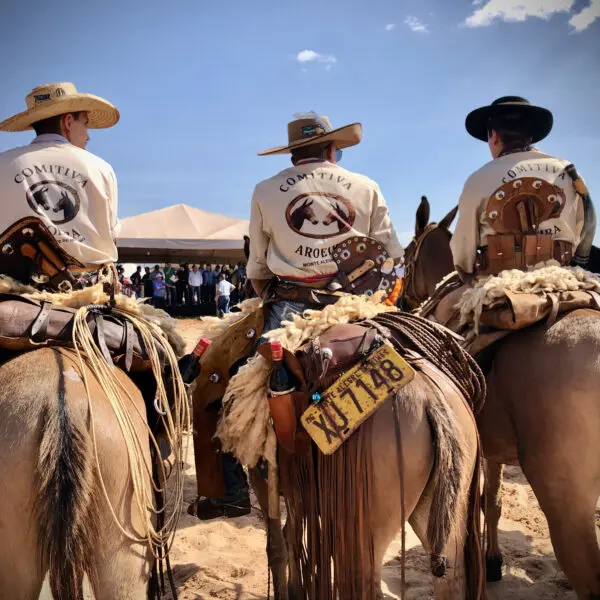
[38,317,588,599]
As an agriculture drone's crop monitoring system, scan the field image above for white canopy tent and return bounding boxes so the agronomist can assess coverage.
[116,204,249,264]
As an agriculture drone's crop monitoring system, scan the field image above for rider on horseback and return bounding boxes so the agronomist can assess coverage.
[451,96,594,279]
[190,112,404,520]
[0,82,120,282]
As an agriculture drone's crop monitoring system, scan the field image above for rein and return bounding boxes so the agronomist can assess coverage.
[400,223,440,311]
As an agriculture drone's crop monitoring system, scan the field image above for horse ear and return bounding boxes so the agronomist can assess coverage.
[415,196,430,237]
[307,199,313,207]
[438,205,458,230]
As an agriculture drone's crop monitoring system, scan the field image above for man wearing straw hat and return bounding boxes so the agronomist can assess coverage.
[248,111,403,334]
[188,113,403,521]
[0,82,121,271]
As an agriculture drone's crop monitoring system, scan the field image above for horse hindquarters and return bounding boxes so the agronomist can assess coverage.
[370,372,483,600]
[0,355,53,599]
[0,348,152,600]
[62,349,154,600]
[485,312,600,599]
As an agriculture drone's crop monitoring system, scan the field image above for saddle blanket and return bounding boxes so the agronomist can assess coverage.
[418,262,600,354]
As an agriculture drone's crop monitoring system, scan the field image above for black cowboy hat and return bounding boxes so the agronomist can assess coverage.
[465,96,553,143]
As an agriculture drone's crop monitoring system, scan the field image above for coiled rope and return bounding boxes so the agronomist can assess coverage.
[369,311,486,414]
[71,303,190,559]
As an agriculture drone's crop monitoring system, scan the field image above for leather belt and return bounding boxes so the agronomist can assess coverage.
[270,282,345,307]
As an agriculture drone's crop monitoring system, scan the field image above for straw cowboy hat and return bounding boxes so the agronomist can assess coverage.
[0,82,119,132]
[465,96,553,143]
[258,112,362,156]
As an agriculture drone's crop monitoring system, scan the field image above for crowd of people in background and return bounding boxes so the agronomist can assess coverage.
[116,262,248,316]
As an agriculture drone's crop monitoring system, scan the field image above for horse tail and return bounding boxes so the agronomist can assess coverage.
[424,390,466,565]
[36,364,99,600]
[424,389,485,600]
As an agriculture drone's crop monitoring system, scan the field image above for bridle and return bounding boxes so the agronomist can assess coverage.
[399,222,450,311]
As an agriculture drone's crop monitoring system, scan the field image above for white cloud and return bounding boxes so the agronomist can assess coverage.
[404,16,429,32]
[385,23,396,31]
[465,0,575,28]
[464,0,600,31]
[296,49,337,64]
[569,0,600,31]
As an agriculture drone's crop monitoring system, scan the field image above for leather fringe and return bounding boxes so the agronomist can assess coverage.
[280,419,377,600]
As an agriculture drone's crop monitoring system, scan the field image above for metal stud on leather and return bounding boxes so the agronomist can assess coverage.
[330,235,399,300]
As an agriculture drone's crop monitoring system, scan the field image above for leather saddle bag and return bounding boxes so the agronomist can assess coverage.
[0,293,167,371]
[0,217,84,291]
[257,340,310,455]
[259,323,379,454]
[296,322,379,393]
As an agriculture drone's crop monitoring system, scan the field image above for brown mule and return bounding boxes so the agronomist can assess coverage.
[249,372,483,600]
[239,314,486,600]
[403,196,600,600]
[0,348,155,600]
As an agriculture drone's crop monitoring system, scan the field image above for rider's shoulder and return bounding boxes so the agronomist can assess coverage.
[340,167,381,192]
[0,142,35,163]
[71,146,115,176]
[460,159,499,193]
[523,149,571,167]
[0,140,115,177]
[254,166,296,189]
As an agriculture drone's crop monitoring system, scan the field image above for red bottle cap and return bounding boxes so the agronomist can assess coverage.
[270,340,283,361]
[192,337,211,358]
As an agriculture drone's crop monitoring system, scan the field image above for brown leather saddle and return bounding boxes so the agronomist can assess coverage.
[190,307,380,497]
[258,322,381,455]
[0,294,170,372]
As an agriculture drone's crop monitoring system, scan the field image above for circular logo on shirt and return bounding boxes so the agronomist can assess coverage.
[285,192,356,239]
[26,180,81,225]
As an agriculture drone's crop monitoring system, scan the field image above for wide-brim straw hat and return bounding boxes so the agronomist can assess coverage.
[465,96,553,143]
[258,113,362,156]
[0,82,119,132]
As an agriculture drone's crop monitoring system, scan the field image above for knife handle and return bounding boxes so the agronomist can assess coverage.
[348,259,375,283]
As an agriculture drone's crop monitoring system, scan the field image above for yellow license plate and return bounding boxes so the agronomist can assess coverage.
[300,344,415,455]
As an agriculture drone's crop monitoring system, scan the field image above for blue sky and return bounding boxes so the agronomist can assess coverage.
[1,0,599,246]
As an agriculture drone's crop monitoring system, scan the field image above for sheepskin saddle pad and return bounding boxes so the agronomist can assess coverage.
[420,262,600,337]
[213,294,484,467]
